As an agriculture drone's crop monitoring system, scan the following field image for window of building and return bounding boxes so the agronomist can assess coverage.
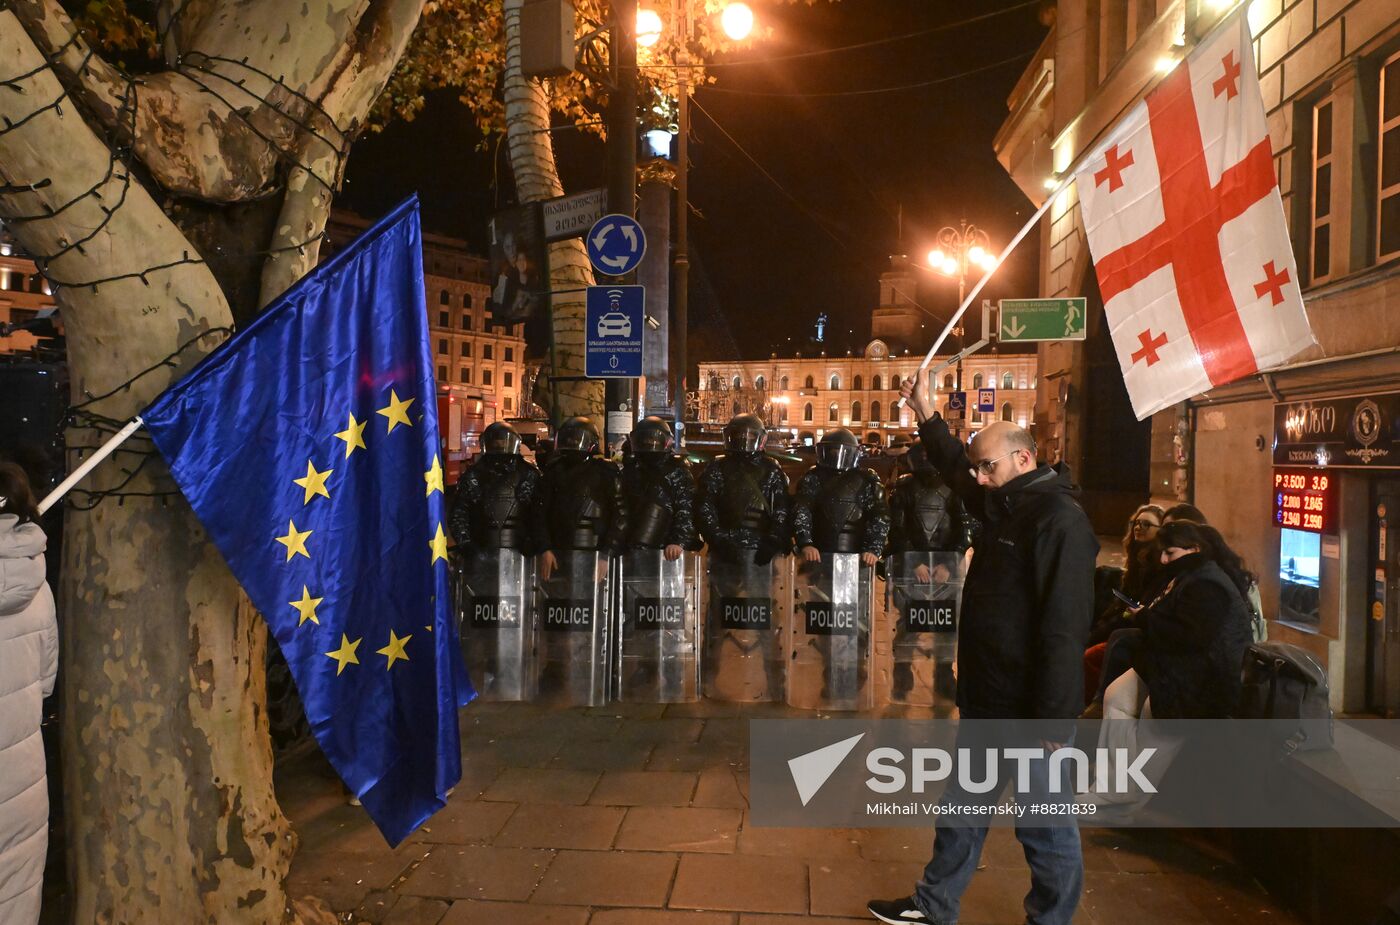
[829,374,840,390]
[889,402,900,422]
[437,338,448,354]
[851,401,862,421]
[437,365,447,381]
[461,314,472,331]
[439,290,450,305]
[484,344,493,360]
[710,374,721,390]
[779,405,788,423]
[505,347,513,362]
[504,372,513,387]
[460,368,471,384]
[828,402,839,422]
[483,369,493,385]
[504,396,512,411]
[943,374,954,389]
[779,376,789,390]
[755,375,766,391]
[972,373,983,389]
[1001,402,1013,422]
[462,342,472,357]
[804,375,815,389]
[1002,372,1014,390]
[853,375,863,391]
[972,410,983,424]
[462,292,472,308]
[1311,95,1335,282]
[803,403,814,422]
[732,375,742,389]
[1380,52,1400,263]
[1279,529,1321,624]
[437,310,449,327]
[872,375,882,391]
[871,400,881,421]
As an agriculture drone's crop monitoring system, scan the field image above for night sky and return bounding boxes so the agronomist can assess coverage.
[340,0,1051,363]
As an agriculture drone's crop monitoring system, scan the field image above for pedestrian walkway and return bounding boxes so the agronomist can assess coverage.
[280,700,1302,925]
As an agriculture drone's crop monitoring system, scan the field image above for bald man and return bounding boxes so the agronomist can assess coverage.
[868,384,1098,925]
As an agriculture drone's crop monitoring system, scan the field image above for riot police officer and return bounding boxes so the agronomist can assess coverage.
[449,422,540,554]
[621,417,701,556]
[696,413,791,700]
[791,428,890,706]
[886,441,971,702]
[535,416,626,569]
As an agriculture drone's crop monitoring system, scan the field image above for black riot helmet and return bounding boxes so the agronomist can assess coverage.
[633,416,674,455]
[724,413,767,455]
[816,428,862,471]
[908,441,933,472]
[481,422,522,456]
[556,416,600,456]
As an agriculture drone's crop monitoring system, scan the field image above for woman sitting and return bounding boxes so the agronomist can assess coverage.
[1081,504,1163,712]
[1087,521,1254,817]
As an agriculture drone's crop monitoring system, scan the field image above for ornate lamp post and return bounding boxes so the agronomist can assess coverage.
[926,221,998,390]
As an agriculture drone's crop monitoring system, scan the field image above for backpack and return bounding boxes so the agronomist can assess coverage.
[1236,642,1333,753]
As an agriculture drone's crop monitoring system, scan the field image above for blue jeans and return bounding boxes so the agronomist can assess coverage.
[914,722,1083,925]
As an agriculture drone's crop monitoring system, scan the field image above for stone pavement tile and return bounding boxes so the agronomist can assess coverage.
[531,850,679,907]
[415,798,517,844]
[550,714,627,741]
[484,767,602,805]
[352,889,398,924]
[648,741,743,772]
[614,806,743,853]
[737,817,861,859]
[287,835,429,912]
[398,845,553,901]
[453,757,505,798]
[474,733,563,768]
[692,768,749,809]
[806,857,924,919]
[589,770,698,806]
[850,826,929,863]
[669,854,808,914]
[1079,870,1204,925]
[613,717,708,745]
[547,738,657,772]
[698,717,753,749]
[1169,868,1304,923]
[664,701,809,720]
[590,909,735,924]
[383,896,450,925]
[496,803,627,850]
[1095,829,1220,875]
[440,899,590,925]
[738,916,869,925]
[460,704,545,738]
[586,702,670,719]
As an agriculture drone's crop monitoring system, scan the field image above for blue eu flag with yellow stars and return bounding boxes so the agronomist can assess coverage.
[144,196,474,846]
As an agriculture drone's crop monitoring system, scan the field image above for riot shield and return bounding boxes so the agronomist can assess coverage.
[789,552,874,711]
[702,552,789,702]
[614,550,701,702]
[535,549,611,706]
[457,548,535,701]
[881,551,963,707]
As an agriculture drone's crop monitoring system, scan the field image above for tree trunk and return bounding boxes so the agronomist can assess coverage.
[502,0,603,421]
[0,2,423,921]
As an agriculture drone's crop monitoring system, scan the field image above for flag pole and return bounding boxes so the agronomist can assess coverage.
[38,416,146,515]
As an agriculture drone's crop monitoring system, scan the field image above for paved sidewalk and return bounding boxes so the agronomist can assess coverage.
[280,700,1302,925]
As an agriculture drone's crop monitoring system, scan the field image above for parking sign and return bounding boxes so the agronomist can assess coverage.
[585,285,645,378]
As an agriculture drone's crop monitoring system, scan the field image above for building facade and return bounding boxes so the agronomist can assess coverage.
[0,236,57,354]
[995,0,1400,714]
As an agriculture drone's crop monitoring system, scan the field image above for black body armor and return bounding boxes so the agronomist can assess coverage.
[791,465,890,555]
[697,452,790,559]
[449,454,540,551]
[888,470,972,554]
[536,453,626,552]
[621,454,700,549]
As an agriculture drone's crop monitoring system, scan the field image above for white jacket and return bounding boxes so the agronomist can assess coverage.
[0,514,56,925]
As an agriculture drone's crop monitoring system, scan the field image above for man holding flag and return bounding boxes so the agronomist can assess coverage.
[142,196,472,847]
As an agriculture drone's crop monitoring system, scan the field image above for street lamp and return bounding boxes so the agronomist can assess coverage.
[924,220,997,391]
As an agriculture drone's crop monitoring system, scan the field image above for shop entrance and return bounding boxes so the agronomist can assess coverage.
[1367,481,1400,716]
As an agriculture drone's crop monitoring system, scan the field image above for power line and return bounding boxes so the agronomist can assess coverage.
[698,50,1036,98]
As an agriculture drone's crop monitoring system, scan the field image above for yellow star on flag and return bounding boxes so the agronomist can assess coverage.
[325,634,361,675]
[377,630,412,670]
[289,585,323,627]
[429,523,450,564]
[334,413,367,458]
[293,460,333,504]
[275,519,312,561]
[377,389,415,433]
[425,455,444,496]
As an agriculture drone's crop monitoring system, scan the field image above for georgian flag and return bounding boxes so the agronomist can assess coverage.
[1074,10,1315,420]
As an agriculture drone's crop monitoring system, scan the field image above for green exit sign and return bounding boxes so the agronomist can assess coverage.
[998,298,1088,342]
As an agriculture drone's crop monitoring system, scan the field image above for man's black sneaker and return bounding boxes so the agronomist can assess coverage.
[867,896,929,923]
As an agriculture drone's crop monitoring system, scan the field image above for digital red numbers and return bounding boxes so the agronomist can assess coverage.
[1273,468,1332,534]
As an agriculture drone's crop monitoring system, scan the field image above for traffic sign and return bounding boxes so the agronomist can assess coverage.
[586,214,647,277]
[998,297,1087,342]
[585,285,645,378]
[946,390,967,419]
[976,389,996,414]
[542,188,607,242]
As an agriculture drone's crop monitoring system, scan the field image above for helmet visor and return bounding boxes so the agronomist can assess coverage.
[816,442,861,470]
[726,430,763,453]
[483,431,522,455]
[557,427,596,453]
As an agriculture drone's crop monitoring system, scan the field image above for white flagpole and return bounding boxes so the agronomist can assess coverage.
[38,416,146,515]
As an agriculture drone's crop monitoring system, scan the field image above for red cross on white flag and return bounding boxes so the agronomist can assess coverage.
[1074,12,1315,420]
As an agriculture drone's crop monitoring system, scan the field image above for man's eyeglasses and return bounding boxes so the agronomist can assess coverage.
[969,451,1016,478]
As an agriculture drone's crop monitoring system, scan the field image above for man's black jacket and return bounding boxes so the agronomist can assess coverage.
[917,414,1099,730]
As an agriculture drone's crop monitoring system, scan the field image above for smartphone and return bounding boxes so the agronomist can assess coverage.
[1111,588,1141,609]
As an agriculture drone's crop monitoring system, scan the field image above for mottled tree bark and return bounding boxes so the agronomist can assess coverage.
[0,1,424,921]
[502,0,604,421]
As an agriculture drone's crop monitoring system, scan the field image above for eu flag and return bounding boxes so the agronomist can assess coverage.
[144,197,474,846]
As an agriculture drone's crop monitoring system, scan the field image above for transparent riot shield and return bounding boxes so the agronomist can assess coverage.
[535,550,611,706]
[789,553,874,711]
[457,549,535,701]
[614,550,701,702]
[881,551,964,707]
[702,553,789,702]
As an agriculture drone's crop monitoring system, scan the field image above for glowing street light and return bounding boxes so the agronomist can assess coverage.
[920,220,998,393]
[637,8,663,47]
[926,248,945,268]
[721,2,755,40]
